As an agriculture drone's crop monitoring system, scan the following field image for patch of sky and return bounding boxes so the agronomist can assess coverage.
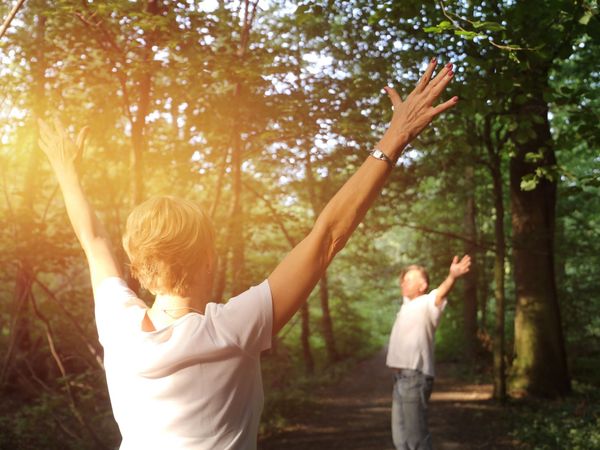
[397,147,424,167]
[198,0,219,13]
[153,47,170,63]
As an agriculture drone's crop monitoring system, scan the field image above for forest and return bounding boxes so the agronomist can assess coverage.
[0,0,598,449]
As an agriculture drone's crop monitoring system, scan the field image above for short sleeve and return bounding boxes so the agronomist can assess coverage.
[209,279,273,356]
[427,288,447,327]
[94,277,148,347]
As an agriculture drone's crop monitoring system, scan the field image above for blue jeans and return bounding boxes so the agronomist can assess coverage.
[391,369,434,450]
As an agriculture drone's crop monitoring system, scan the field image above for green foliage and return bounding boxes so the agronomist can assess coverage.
[511,382,600,450]
[0,372,118,450]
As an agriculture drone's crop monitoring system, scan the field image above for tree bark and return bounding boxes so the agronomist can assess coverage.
[305,149,338,363]
[223,0,258,296]
[300,303,315,374]
[509,91,570,397]
[229,116,245,296]
[318,272,339,362]
[484,115,507,402]
[1,8,46,387]
[129,0,159,205]
[462,165,478,360]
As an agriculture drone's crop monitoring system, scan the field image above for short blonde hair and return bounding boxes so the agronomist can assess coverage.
[399,265,430,289]
[122,196,215,296]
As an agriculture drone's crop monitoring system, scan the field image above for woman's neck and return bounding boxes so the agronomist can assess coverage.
[144,287,212,330]
[154,292,208,315]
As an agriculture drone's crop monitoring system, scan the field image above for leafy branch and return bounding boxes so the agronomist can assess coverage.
[423,0,534,60]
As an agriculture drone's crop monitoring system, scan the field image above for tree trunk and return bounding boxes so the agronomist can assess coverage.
[229,117,245,296]
[1,8,47,387]
[318,273,339,362]
[509,91,570,397]
[300,303,315,374]
[213,249,228,303]
[305,149,338,363]
[479,252,489,332]
[484,116,507,402]
[129,0,158,205]
[462,165,478,359]
[130,119,146,205]
[224,0,258,296]
[1,266,34,385]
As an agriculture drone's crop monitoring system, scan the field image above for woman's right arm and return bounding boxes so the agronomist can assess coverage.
[38,118,122,291]
[269,59,458,334]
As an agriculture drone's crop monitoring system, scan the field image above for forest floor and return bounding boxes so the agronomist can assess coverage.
[259,349,521,449]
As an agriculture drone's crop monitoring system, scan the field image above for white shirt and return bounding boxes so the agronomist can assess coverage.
[93,278,273,450]
[386,289,447,377]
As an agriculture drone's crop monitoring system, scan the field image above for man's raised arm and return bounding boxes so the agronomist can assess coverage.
[434,255,472,307]
[269,59,459,334]
[38,118,121,290]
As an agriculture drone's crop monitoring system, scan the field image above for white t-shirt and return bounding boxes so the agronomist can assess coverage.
[386,289,447,377]
[93,277,273,450]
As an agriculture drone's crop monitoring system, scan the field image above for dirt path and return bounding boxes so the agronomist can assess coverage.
[259,349,518,449]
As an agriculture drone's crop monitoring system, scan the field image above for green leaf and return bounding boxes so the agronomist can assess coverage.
[423,20,454,33]
[454,30,485,40]
[296,4,310,15]
[525,151,544,163]
[579,11,593,25]
[472,21,506,31]
[437,20,454,30]
[520,174,539,191]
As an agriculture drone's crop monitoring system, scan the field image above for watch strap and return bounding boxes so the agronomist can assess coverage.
[370,148,394,167]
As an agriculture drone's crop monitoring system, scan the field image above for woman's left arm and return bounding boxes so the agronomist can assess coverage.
[269,59,458,334]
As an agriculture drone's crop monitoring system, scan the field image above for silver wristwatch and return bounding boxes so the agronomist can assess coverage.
[370,148,394,167]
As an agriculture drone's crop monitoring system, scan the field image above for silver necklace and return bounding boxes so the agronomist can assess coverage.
[160,306,203,319]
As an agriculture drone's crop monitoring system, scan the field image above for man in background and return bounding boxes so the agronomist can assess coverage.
[387,255,471,450]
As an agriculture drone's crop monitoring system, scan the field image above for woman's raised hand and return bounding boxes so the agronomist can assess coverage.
[38,117,89,173]
[379,59,458,157]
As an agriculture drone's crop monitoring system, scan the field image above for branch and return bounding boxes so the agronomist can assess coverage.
[395,220,495,252]
[73,11,134,123]
[242,180,304,248]
[30,292,107,449]
[0,0,26,40]
[438,0,531,52]
[34,276,104,370]
[30,291,67,375]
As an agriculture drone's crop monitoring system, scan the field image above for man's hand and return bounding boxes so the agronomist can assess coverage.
[38,117,88,174]
[379,59,458,158]
[449,254,471,279]
[435,254,471,307]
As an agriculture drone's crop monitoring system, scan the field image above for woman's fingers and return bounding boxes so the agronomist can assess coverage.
[52,115,66,138]
[431,96,459,117]
[429,63,453,90]
[384,86,403,109]
[74,126,89,163]
[38,117,87,164]
[429,67,455,101]
[37,118,54,142]
[75,126,89,151]
[416,58,438,92]
[38,138,49,154]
